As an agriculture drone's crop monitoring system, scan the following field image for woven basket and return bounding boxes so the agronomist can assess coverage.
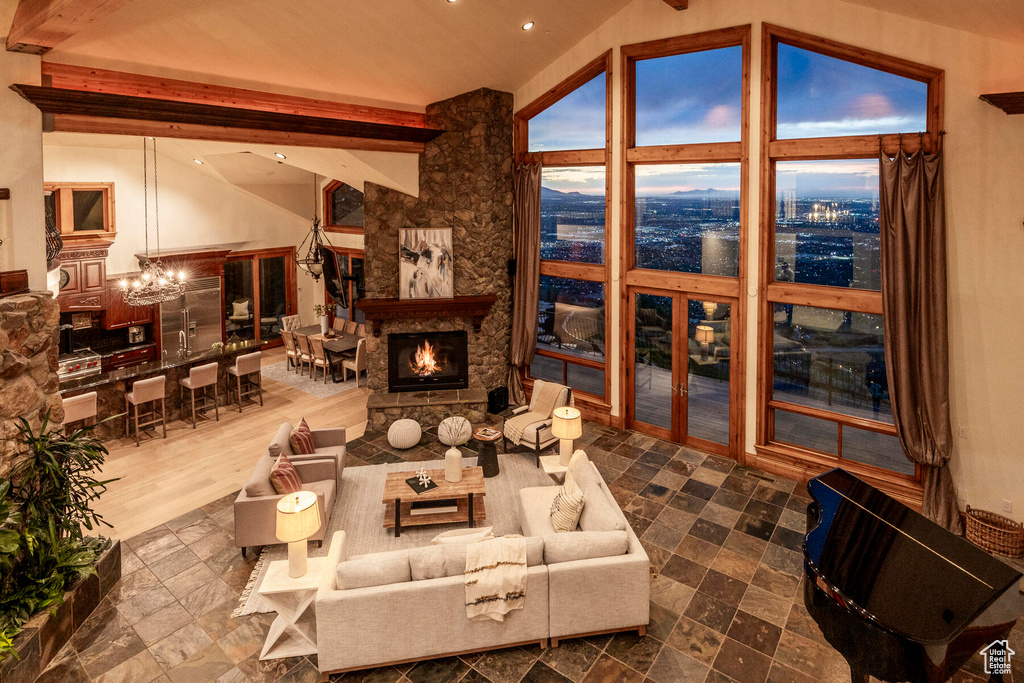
[964,506,1024,557]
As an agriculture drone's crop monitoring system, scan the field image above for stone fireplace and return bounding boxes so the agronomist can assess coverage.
[361,87,513,431]
[388,330,468,393]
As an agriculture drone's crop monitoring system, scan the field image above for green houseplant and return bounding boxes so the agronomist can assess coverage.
[0,412,116,662]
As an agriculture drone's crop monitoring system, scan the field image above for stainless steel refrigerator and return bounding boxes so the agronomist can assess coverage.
[160,276,223,358]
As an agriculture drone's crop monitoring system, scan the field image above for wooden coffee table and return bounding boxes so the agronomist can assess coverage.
[382,466,486,537]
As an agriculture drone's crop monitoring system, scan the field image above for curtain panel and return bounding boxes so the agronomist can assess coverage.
[508,163,542,405]
[878,148,962,534]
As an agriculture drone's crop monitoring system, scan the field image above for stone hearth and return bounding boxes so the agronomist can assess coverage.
[361,87,513,431]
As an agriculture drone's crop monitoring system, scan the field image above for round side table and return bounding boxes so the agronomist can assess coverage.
[473,427,502,478]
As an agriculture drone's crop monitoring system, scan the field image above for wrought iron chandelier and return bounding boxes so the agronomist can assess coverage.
[296,172,333,282]
[120,138,185,306]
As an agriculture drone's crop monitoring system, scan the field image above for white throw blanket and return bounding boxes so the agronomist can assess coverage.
[464,536,527,622]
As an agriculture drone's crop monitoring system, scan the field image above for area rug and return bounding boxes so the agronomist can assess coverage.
[234,453,553,616]
[261,361,361,399]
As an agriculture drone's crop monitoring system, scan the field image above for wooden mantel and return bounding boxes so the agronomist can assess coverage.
[355,295,497,337]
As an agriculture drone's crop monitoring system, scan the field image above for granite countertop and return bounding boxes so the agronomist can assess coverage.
[60,339,266,394]
[97,341,157,358]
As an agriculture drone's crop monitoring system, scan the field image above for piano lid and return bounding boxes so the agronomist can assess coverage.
[805,469,1022,646]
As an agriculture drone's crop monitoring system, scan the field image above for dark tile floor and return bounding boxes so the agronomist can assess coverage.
[38,421,1023,683]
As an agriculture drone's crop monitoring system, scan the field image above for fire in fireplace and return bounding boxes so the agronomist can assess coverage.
[388,331,468,392]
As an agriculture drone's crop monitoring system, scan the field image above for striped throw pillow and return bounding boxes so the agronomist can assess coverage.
[289,418,316,454]
[549,477,585,533]
[270,454,303,494]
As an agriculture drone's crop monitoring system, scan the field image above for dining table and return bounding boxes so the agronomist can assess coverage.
[294,325,361,383]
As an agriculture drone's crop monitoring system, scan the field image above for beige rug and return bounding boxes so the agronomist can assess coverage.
[234,453,553,616]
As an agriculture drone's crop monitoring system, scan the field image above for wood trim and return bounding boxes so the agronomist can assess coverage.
[0,189,9,200]
[765,282,882,314]
[539,260,605,282]
[519,149,605,166]
[623,270,741,298]
[41,62,428,128]
[13,85,442,146]
[768,133,936,159]
[762,23,943,84]
[756,23,776,449]
[627,142,742,164]
[769,400,897,435]
[522,376,613,426]
[662,0,688,9]
[621,25,749,61]
[50,114,426,154]
[322,178,365,233]
[533,348,605,372]
[747,446,923,508]
[355,295,497,336]
[5,0,133,54]
[515,50,611,122]
[979,92,1024,115]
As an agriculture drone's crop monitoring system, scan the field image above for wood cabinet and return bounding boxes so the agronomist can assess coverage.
[57,240,111,312]
[102,345,156,372]
[103,280,155,329]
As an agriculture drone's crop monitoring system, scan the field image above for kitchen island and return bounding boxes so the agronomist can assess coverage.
[59,339,266,441]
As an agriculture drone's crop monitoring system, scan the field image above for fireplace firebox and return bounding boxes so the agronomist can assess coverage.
[388,331,469,392]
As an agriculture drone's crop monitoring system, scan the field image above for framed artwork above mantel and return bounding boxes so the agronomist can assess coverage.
[399,227,453,300]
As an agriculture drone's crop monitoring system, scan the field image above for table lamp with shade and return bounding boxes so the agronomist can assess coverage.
[276,490,321,578]
[551,405,583,466]
[696,325,715,361]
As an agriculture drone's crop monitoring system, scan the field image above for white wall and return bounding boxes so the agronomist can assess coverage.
[0,8,44,288]
[515,0,1024,519]
[42,145,323,323]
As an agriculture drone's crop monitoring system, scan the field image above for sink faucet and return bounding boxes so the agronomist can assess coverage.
[178,330,188,358]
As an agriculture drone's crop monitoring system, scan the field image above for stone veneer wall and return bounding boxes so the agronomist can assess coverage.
[0,292,63,477]
[362,88,513,429]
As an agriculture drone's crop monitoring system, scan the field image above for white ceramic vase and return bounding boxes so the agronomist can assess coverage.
[445,447,463,482]
[320,315,329,336]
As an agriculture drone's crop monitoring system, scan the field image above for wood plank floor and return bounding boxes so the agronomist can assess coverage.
[93,347,369,540]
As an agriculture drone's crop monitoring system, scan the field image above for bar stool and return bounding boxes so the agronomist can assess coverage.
[62,391,97,435]
[228,351,263,412]
[179,362,220,428]
[125,376,166,447]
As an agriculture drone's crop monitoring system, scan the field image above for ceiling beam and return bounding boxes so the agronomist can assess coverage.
[662,0,689,9]
[10,84,442,153]
[6,0,134,54]
[41,62,428,129]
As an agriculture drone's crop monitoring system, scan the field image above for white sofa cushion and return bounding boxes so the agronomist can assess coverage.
[337,549,411,589]
[520,486,559,537]
[568,453,626,533]
[543,530,630,564]
[409,537,544,580]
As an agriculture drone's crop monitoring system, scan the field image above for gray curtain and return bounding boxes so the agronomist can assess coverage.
[878,147,962,534]
[508,163,542,405]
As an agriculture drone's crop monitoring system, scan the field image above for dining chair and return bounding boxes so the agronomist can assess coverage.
[281,330,300,372]
[355,323,366,337]
[341,338,367,385]
[292,332,313,377]
[332,317,346,334]
[344,320,357,335]
[309,336,331,383]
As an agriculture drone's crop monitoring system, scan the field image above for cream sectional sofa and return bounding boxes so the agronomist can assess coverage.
[314,451,649,677]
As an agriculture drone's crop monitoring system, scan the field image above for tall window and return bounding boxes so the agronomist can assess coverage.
[758,25,943,482]
[516,52,611,402]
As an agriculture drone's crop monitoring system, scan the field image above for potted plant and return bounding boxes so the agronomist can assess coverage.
[0,413,116,663]
[313,303,330,336]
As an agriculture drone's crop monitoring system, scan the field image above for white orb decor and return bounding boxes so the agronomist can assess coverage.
[387,419,422,450]
[438,416,472,446]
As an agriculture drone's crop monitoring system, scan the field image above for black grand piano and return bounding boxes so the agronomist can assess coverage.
[804,469,1023,683]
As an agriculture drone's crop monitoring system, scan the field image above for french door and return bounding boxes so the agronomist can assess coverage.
[224,248,297,348]
[627,287,738,458]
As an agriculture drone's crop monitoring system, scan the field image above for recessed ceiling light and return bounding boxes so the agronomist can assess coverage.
[275,152,287,159]
[193,159,203,165]
[522,21,535,30]
[447,0,457,3]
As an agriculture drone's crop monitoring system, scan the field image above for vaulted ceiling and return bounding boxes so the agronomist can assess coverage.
[37,0,635,109]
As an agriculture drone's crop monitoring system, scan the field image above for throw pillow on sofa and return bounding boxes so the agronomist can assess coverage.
[409,546,447,580]
[543,529,630,564]
[289,418,316,454]
[337,549,411,589]
[550,475,585,532]
[269,454,302,494]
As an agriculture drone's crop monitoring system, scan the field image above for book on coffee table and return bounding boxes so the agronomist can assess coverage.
[405,476,438,494]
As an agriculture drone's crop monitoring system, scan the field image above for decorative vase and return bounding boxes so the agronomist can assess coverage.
[320,315,328,336]
[445,447,463,482]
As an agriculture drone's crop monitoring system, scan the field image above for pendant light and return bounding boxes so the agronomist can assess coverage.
[296,172,334,282]
[120,138,186,306]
